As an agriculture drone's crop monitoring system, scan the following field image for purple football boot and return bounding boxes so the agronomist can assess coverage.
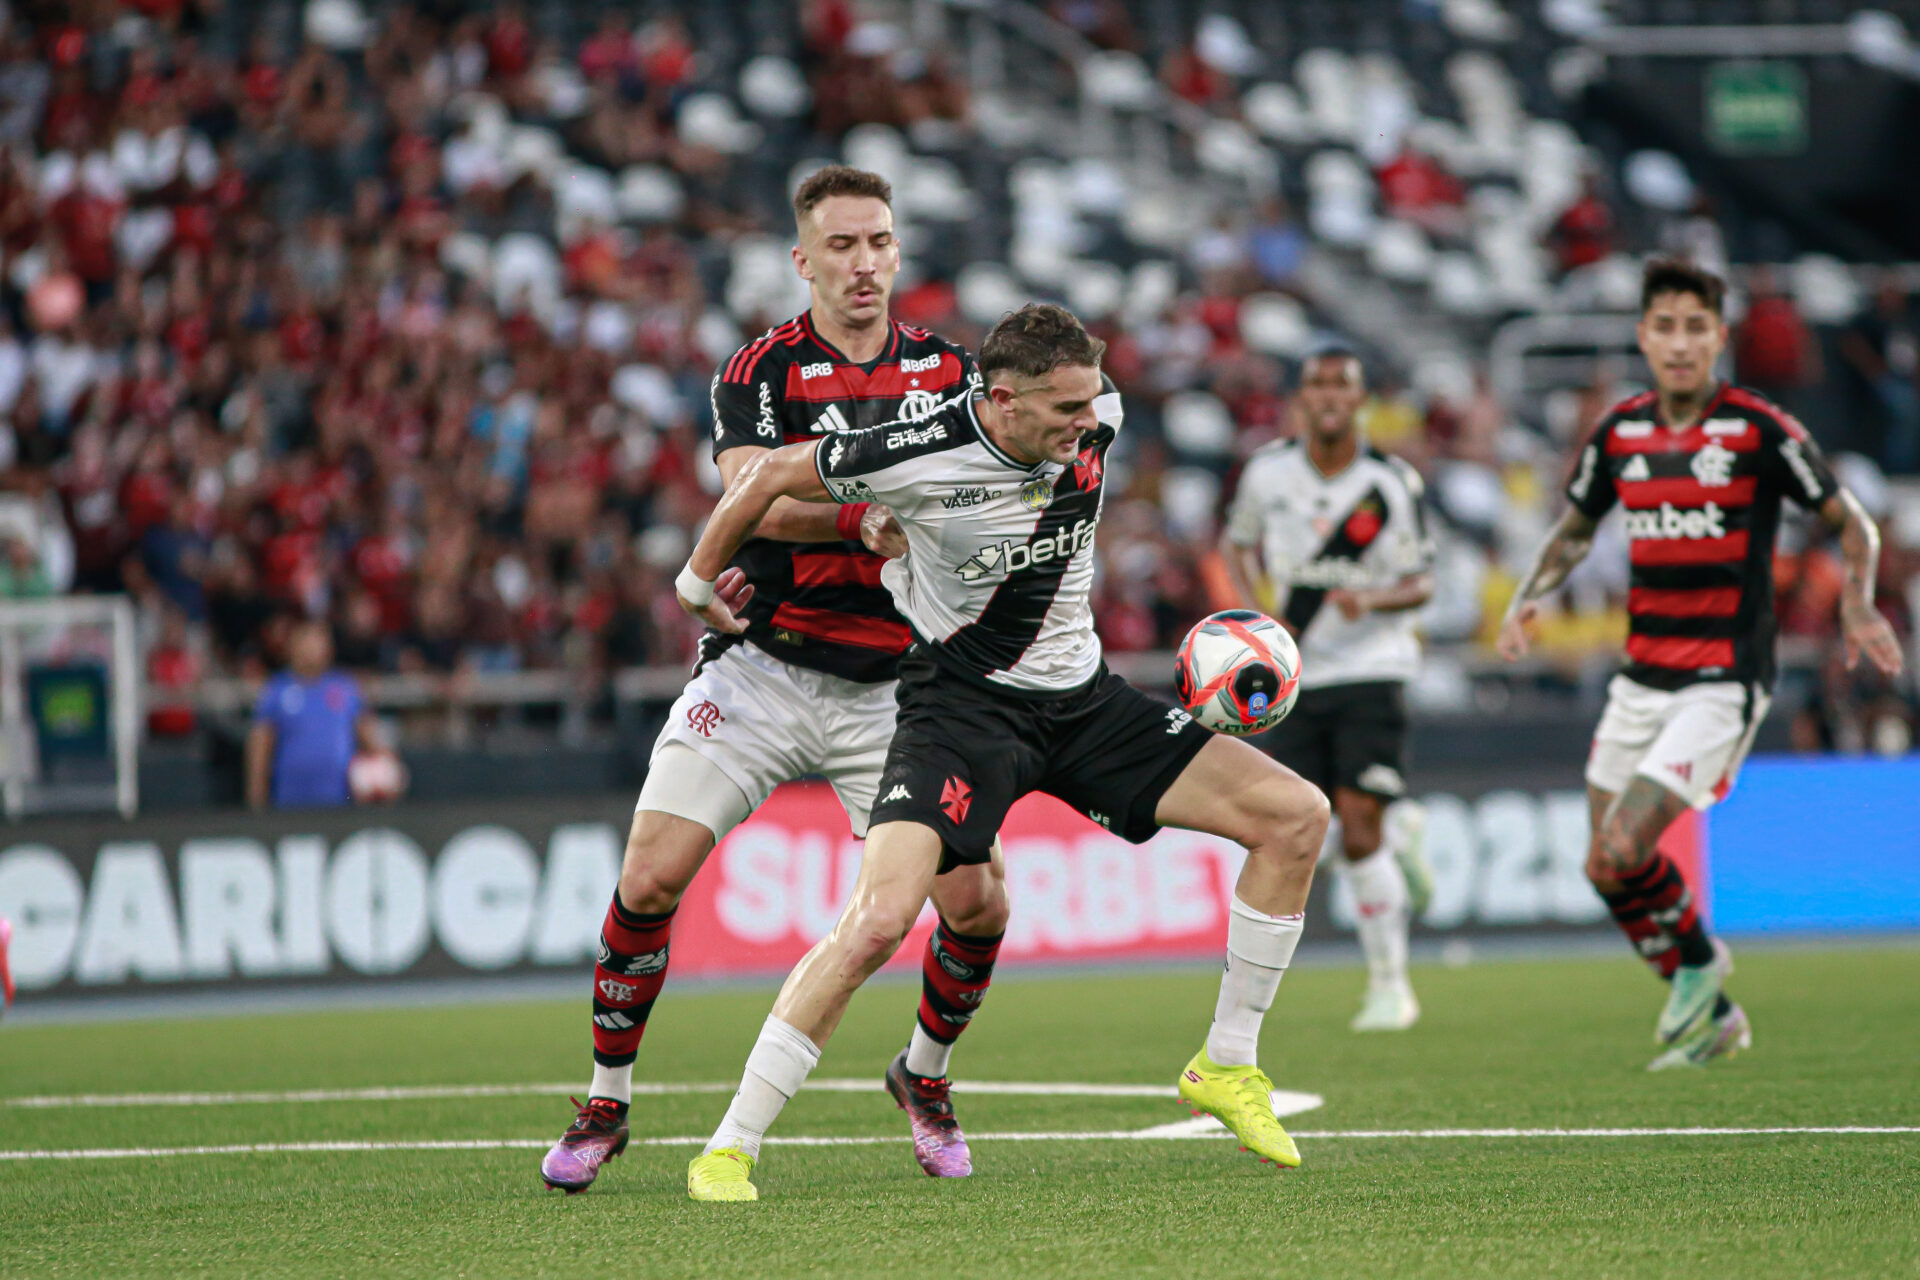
[884,1050,972,1178]
[541,1097,630,1193]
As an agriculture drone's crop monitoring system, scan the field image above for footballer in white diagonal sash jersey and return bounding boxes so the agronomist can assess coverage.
[673,303,1334,1200]
[1221,347,1436,1033]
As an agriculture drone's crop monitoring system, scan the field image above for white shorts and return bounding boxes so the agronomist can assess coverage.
[1585,674,1770,811]
[644,640,896,836]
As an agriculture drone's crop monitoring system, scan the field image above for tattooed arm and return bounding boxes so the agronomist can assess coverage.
[1820,489,1904,677]
[1496,507,1600,661]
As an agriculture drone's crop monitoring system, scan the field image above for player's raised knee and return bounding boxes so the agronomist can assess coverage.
[1234,768,1328,860]
[832,902,918,976]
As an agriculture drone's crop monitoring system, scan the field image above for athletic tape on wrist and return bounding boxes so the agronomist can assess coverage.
[675,564,715,606]
[837,502,871,541]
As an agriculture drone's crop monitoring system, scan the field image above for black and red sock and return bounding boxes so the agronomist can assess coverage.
[1599,853,1714,978]
[591,893,675,1067]
[917,923,1002,1053]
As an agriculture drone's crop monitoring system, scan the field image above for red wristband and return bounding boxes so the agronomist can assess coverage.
[837,502,870,541]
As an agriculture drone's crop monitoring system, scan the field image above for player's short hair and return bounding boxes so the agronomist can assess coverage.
[1640,257,1725,317]
[1301,344,1364,379]
[979,303,1107,384]
[792,165,892,227]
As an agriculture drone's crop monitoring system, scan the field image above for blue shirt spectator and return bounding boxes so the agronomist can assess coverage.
[247,622,376,809]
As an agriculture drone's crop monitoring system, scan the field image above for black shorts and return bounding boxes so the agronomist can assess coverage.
[870,652,1215,870]
[1258,680,1408,800]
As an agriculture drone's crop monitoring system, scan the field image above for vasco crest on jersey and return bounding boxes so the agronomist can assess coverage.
[1343,496,1385,547]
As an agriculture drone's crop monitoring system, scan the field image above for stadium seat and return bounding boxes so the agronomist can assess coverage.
[1243,82,1314,145]
[1123,259,1181,327]
[1080,51,1160,110]
[1368,220,1437,285]
[677,94,763,155]
[1159,466,1224,539]
[956,262,1024,326]
[1431,251,1497,317]
[739,55,812,118]
[1065,261,1128,322]
[1792,254,1864,324]
[616,166,686,223]
[1239,293,1314,357]
[1623,150,1695,212]
[1163,391,1236,457]
[1296,48,1362,143]
[844,125,910,185]
[491,233,564,324]
[1067,158,1129,218]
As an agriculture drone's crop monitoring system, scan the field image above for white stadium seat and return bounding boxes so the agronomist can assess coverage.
[739,56,811,119]
[616,166,685,223]
[1239,293,1313,358]
[1163,391,1236,457]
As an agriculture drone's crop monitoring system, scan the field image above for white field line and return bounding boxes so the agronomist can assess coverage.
[2,1080,1188,1108]
[4,1127,1917,1163]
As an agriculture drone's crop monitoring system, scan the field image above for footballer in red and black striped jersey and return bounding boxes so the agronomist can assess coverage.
[1500,257,1902,1072]
[1564,381,1837,693]
[709,310,979,683]
[543,166,1009,1197]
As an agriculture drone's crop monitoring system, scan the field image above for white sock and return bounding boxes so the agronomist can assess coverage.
[904,1024,953,1078]
[704,1015,821,1160]
[588,1063,632,1106]
[1344,847,1409,989]
[1205,895,1305,1068]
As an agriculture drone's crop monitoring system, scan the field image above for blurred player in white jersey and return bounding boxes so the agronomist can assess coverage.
[1221,348,1435,1031]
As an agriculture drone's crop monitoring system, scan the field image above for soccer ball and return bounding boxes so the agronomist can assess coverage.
[348,750,407,804]
[1174,610,1301,736]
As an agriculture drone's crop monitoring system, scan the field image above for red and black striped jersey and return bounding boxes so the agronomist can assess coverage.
[1564,383,1839,691]
[706,311,979,683]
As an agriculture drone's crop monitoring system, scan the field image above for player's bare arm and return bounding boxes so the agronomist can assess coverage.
[1821,488,1904,677]
[713,444,906,554]
[1497,507,1599,660]
[677,441,831,630]
[1329,571,1434,621]
[1217,533,1276,616]
[714,445,845,543]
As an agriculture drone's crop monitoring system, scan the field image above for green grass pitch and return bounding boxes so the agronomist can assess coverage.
[3,945,1918,1279]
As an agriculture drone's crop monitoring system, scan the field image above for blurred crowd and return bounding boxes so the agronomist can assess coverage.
[0,1,1911,754]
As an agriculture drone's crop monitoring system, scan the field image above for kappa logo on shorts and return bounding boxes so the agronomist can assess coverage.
[686,699,724,737]
[883,784,912,803]
[940,776,973,824]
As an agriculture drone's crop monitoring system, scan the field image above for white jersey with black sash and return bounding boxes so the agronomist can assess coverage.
[1224,439,1432,690]
[814,379,1124,696]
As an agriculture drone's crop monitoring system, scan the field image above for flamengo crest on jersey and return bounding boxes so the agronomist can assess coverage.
[1564,384,1839,692]
[815,379,1125,695]
[708,312,980,684]
[1224,441,1433,690]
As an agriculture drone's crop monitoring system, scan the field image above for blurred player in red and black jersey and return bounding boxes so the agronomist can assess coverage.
[1499,259,1902,1070]
[539,167,1008,1194]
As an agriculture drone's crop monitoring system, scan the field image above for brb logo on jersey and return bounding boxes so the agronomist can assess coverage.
[955,518,1098,582]
[1625,501,1728,541]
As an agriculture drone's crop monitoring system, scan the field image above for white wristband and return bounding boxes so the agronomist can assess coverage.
[675,564,715,606]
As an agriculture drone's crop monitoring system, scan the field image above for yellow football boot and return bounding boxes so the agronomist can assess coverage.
[1176,1048,1301,1168]
[687,1148,759,1201]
